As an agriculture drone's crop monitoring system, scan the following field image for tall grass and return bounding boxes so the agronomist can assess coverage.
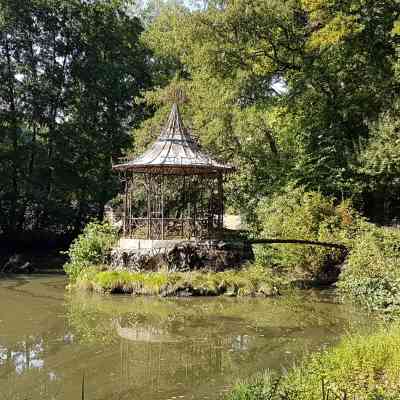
[227,323,400,400]
[73,264,281,297]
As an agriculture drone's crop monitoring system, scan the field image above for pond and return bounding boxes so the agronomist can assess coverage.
[0,275,376,400]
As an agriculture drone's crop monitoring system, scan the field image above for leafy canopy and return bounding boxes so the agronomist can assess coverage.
[136,0,400,222]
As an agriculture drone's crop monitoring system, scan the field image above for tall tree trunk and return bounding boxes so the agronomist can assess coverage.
[4,35,19,236]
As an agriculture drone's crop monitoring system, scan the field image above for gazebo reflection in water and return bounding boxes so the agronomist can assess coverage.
[117,325,251,398]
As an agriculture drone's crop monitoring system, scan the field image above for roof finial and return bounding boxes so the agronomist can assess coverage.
[162,83,188,106]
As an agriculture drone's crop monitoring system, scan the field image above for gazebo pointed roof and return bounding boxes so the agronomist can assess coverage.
[113,103,234,175]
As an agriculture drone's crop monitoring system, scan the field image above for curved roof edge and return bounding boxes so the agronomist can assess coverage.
[112,103,235,175]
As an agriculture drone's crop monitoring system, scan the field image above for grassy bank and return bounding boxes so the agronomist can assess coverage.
[64,221,282,297]
[228,322,400,400]
[72,265,281,297]
[225,190,400,399]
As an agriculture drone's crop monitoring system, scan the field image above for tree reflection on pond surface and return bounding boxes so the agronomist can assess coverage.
[0,275,377,400]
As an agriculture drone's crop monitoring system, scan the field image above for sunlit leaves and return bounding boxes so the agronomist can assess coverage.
[135,0,400,223]
[307,14,363,50]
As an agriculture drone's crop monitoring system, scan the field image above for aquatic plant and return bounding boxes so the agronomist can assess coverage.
[229,372,281,400]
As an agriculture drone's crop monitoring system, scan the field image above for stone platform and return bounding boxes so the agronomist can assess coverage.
[110,238,254,272]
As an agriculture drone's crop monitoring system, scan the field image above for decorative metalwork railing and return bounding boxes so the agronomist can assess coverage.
[124,217,219,240]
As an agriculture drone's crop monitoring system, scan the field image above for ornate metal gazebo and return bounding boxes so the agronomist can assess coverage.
[112,103,234,240]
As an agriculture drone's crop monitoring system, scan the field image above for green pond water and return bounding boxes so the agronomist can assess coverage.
[0,275,376,400]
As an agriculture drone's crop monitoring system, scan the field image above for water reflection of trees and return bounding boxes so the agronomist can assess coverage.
[63,294,369,400]
[0,291,372,400]
[0,339,44,374]
[0,333,75,378]
[65,296,291,399]
[0,334,66,400]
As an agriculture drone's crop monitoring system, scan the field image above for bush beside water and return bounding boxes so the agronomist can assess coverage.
[228,323,400,400]
[64,221,118,283]
[254,186,400,314]
[255,186,363,282]
[337,225,400,312]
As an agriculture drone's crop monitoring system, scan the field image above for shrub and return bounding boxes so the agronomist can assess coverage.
[255,185,363,280]
[227,323,400,400]
[64,221,118,282]
[338,225,400,312]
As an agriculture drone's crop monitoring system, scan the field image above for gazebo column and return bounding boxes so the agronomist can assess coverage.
[218,173,224,231]
[182,176,186,238]
[188,177,199,237]
[207,176,213,236]
[123,171,128,237]
[129,178,133,237]
[161,175,165,240]
[146,174,151,240]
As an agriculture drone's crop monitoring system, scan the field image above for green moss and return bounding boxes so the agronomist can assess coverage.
[73,265,281,297]
[227,323,400,400]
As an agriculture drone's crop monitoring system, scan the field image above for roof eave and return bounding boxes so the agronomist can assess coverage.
[112,162,235,175]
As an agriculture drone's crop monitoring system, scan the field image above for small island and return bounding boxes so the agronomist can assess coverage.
[65,102,275,297]
[111,101,251,274]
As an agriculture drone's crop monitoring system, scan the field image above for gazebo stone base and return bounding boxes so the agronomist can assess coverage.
[110,238,254,272]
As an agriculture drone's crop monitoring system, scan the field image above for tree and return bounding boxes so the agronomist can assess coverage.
[358,107,400,223]
[135,0,400,222]
[0,0,152,239]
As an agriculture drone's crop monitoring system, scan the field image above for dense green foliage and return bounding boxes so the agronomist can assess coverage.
[358,107,400,220]
[135,0,400,224]
[255,186,363,280]
[2,0,399,239]
[228,323,400,400]
[338,226,400,312]
[64,221,118,283]
[253,187,400,311]
[0,0,151,239]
